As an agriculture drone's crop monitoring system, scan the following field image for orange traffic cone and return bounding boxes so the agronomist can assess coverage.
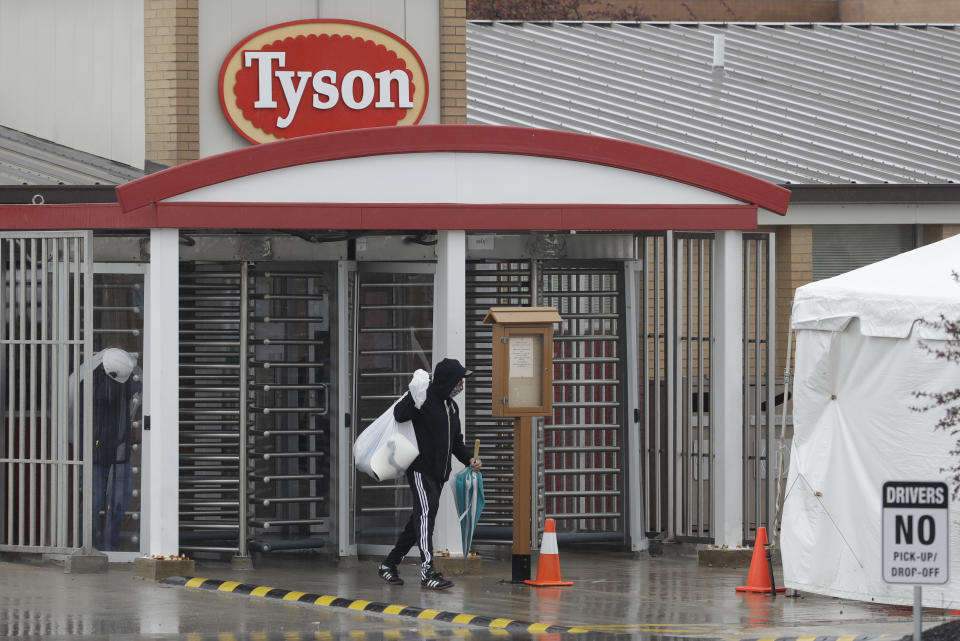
[736,526,786,594]
[525,518,573,587]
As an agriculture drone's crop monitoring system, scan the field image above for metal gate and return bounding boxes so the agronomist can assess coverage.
[0,232,93,553]
[673,233,715,540]
[541,263,625,538]
[742,233,776,542]
[350,263,434,552]
[638,232,775,544]
[465,260,626,542]
[638,232,715,540]
[178,261,332,556]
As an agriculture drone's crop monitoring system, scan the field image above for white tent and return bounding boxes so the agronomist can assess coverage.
[782,234,960,608]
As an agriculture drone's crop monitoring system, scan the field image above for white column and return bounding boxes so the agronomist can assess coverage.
[713,230,744,548]
[624,260,648,551]
[145,229,180,556]
[431,230,467,557]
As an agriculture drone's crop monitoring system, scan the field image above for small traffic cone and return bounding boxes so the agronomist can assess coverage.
[525,518,573,587]
[736,526,786,594]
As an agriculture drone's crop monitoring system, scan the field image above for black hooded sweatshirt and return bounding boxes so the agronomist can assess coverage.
[394,358,472,483]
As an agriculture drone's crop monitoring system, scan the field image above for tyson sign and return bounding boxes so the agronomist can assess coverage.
[219,20,429,144]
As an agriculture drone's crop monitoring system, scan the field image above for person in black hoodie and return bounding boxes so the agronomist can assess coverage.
[378,358,482,590]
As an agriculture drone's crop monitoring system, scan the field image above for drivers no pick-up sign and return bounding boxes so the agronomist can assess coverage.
[882,481,949,584]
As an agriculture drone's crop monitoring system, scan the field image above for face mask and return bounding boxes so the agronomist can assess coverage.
[451,380,464,397]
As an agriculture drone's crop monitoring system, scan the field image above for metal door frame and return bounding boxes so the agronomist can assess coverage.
[0,231,93,554]
[741,232,776,543]
[336,260,355,556]
[92,261,147,562]
[347,261,436,558]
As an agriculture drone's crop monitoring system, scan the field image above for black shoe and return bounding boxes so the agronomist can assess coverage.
[378,563,404,585]
[421,568,454,590]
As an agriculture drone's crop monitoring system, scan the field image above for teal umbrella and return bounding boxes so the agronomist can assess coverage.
[454,440,485,557]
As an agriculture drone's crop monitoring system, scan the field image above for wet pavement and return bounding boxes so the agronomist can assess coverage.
[0,549,952,640]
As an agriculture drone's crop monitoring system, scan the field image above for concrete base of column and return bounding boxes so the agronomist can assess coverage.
[133,556,196,581]
[434,553,484,576]
[698,546,780,569]
[64,549,108,574]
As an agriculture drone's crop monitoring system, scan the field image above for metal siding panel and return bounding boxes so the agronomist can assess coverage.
[467,22,960,186]
[812,224,915,280]
[0,1,143,170]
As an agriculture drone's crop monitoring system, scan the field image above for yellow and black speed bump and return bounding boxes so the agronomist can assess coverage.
[162,576,588,635]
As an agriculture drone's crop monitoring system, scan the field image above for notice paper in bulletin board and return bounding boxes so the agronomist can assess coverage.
[508,335,542,407]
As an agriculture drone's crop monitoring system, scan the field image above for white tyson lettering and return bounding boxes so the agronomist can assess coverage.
[243,51,414,128]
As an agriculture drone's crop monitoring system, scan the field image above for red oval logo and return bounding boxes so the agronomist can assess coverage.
[219,20,429,144]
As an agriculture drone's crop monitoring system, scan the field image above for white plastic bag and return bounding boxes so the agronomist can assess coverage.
[409,368,430,409]
[353,398,419,482]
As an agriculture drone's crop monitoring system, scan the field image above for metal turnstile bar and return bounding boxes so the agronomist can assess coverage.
[254,497,326,505]
[252,474,325,482]
[249,519,325,527]
[253,430,325,436]
[252,452,325,459]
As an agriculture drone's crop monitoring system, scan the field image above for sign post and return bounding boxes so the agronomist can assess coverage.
[882,480,950,641]
[483,307,562,582]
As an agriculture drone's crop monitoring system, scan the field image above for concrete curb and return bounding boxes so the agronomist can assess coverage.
[161,575,899,641]
[162,575,589,635]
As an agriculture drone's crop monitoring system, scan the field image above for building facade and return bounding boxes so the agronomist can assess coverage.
[0,0,956,566]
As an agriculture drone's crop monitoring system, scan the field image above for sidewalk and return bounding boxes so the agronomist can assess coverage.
[0,549,949,640]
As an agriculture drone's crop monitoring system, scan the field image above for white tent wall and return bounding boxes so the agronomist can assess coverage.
[782,234,960,608]
[782,322,960,607]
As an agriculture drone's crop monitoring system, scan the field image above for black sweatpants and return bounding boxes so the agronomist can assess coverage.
[384,470,442,577]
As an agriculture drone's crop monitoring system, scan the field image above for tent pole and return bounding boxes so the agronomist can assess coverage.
[772,325,794,547]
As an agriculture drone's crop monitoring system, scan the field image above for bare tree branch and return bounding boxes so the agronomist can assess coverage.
[914,271,960,498]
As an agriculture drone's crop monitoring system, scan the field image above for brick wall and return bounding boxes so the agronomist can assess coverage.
[144,0,199,169]
[440,0,467,124]
[924,224,960,244]
[839,0,960,22]
[756,225,812,380]
[580,0,839,21]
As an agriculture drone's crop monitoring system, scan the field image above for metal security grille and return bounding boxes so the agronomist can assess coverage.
[0,232,93,552]
[638,234,669,537]
[812,224,914,281]
[465,260,532,538]
[638,233,715,541]
[178,263,245,555]
[742,233,776,542]
[674,233,714,540]
[540,263,625,538]
[351,264,433,550]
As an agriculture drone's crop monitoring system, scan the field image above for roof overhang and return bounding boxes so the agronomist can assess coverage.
[0,125,790,231]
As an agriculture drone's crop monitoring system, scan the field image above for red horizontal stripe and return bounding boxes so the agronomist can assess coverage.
[0,202,755,231]
[0,203,155,230]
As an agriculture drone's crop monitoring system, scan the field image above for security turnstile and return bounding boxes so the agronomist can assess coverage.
[178,261,332,557]
[465,259,627,543]
[349,263,434,554]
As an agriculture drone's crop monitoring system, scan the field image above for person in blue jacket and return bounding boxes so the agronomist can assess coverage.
[378,358,482,590]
